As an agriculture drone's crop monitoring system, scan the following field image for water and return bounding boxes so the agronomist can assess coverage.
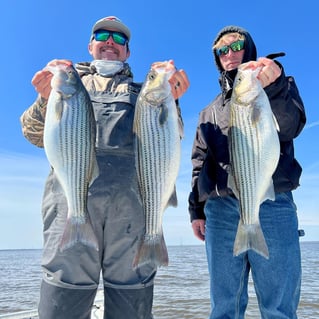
[153,242,319,318]
[0,249,42,314]
[0,242,318,318]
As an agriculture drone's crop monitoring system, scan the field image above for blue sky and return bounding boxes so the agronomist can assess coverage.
[0,0,318,249]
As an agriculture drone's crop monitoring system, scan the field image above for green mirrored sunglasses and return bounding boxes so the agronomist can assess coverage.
[216,40,245,56]
[94,30,128,46]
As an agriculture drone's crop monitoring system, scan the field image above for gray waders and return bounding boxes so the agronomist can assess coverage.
[38,153,156,319]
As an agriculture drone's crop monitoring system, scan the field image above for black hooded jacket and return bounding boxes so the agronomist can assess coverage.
[188,26,306,221]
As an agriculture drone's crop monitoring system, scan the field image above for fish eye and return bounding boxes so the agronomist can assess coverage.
[148,71,157,81]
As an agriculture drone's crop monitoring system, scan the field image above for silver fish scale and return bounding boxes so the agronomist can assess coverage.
[228,64,280,259]
[135,103,174,236]
[132,63,181,268]
[44,64,99,251]
[229,107,261,224]
[60,92,93,220]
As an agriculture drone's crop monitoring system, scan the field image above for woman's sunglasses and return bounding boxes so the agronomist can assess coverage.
[216,40,245,56]
[94,30,128,46]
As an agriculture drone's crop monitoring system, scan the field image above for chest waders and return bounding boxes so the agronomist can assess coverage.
[39,85,156,319]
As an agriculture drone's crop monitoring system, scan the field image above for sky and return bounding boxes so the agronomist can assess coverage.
[0,0,318,249]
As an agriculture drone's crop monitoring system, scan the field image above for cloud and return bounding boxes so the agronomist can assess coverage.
[293,163,319,231]
[0,150,49,249]
[305,120,319,130]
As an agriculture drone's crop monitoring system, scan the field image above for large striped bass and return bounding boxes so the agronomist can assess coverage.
[228,63,280,259]
[133,62,181,269]
[43,62,99,252]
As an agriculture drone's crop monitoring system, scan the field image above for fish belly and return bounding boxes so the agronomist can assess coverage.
[44,91,99,251]
[229,104,279,259]
[133,100,180,269]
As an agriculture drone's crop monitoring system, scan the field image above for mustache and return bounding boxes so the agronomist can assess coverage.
[100,45,120,54]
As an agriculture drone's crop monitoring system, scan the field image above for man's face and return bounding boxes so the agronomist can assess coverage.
[217,34,245,71]
[88,29,130,61]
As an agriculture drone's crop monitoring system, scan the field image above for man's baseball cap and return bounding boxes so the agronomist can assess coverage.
[91,16,131,40]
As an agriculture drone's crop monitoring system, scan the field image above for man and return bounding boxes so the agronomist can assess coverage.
[21,16,189,319]
[188,25,306,318]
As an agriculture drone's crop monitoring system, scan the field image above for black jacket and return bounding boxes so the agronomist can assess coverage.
[188,26,306,221]
[189,25,306,221]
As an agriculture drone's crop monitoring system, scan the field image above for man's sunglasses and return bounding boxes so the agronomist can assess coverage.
[216,40,245,56]
[94,30,128,46]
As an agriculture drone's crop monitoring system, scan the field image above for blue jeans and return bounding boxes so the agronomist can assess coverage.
[204,192,301,319]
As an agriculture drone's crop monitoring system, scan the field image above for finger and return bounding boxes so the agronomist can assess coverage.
[176,70,190,88]
[31,70,53,99]
[152,60,175,70]
[165,59,175,69]
[47,59,72,67]
[241,61,259,70]
[32,72,52,88]
[35,82,52,99]
[192,221,205,241]
[199,222,206,237]
[169,69,190,99]
[41,86,52,100]
[31,70,52,86]
[170,79,183,100]
[257,57,275,66]
[259,63,282,87]
[258,57,281,76]
[266,63,281,79]
[257,72,270,88]
[192,226,204,241]
[197,229,205,241]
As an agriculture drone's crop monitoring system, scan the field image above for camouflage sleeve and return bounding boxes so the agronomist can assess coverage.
[20,95,47,148]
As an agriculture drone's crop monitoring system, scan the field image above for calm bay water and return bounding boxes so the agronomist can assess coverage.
[0,242,318,318]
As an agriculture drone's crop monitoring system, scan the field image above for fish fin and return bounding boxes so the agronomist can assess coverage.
[59,215,99,252]
[89,156,99,187]
[167,185,178,207]
[54,97,64,121]
[251,107,261,125]
[272,113,280,132]
[261,182,276,202]
[227,170,239,199]
[233,221,269,259]
[158,104,168,125]
[132,232,168,270]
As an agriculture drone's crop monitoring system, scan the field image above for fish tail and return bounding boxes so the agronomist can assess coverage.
[59,217,99,252]
[132,233,168,269]
[233,221,269,259]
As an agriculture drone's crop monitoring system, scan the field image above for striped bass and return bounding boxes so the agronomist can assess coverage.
[228,63,280,259]
[43,62,99,252]
[132,62,181,269]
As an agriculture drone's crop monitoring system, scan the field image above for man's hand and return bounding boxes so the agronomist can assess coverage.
[152,60,190,100]
[169,68,190,100]
[243,57,281,88]
[192,219,206,241]
[31,59,72,99]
